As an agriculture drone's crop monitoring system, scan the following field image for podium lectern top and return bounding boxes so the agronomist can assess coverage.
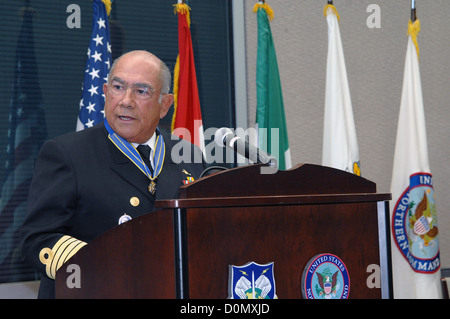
[178,163,377,199]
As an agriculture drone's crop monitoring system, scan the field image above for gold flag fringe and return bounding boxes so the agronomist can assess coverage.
[323,4,340,21]
[101,0,112,16]
[408,19,421,59]
[253,2,274,22]
[173,3,191,27]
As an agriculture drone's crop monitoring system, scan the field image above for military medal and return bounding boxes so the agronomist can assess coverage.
[148,180,157,195]
[144,133,165,195]
[104,119,166,196]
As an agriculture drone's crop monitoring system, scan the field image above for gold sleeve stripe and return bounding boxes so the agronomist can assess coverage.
[39,235,87,279]
[58,240,87,273]
[48,236,76,278]
[50,238,85,279]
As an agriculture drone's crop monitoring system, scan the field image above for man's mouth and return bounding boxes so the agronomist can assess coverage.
[118,116,134,121]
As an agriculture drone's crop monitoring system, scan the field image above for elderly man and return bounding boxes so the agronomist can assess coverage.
[20,50,206,298]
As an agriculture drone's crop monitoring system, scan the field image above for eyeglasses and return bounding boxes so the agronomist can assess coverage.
[108,77,156,101]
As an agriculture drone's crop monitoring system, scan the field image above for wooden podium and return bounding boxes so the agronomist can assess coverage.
[55,163,392,299]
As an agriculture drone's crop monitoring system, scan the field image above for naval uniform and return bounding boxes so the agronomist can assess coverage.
[20,122,205,298]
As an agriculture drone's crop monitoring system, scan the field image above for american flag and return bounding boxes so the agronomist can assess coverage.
[0,7,47,282]
[76,0,112,131]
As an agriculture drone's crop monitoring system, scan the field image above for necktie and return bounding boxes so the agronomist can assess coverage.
[137,144,153,173]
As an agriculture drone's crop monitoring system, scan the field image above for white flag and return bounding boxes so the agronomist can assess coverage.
[390,19,441,299]
[322,5,360,176]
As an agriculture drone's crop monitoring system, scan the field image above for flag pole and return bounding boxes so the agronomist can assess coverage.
[411,0,417,22]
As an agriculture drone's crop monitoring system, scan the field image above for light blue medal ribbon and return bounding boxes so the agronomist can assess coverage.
[104,120,165,194]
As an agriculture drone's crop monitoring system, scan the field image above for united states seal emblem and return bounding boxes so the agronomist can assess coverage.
[392,173,440,273]
[228,262,277,299]
[301,253,350,299]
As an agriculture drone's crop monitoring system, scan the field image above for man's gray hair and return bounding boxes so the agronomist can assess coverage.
[108,50,172,95]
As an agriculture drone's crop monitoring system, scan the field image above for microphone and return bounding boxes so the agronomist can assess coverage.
[214,127,276,167]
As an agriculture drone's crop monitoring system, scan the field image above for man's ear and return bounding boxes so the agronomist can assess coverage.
[160,94,174,119]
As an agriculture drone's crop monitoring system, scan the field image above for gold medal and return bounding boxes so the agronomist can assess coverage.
[105,121,165,197]
[149,180,156,195]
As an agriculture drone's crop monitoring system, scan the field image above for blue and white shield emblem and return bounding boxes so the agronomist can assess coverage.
[229,262,277,299]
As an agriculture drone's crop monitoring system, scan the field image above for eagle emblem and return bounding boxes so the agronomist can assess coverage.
[316,269,339,298]
[302,253,350,299]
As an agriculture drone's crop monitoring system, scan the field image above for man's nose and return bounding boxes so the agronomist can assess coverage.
[120,88,135,107]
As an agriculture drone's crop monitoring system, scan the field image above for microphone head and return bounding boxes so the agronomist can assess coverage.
[214,127,233,147]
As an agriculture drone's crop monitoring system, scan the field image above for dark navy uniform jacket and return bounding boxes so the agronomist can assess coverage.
[20,122,205,298]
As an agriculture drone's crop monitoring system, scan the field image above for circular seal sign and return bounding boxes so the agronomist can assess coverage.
[301,253,350,299]
[392,173,440,273]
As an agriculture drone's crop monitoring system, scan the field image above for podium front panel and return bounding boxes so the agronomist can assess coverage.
[184,201,382,299]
